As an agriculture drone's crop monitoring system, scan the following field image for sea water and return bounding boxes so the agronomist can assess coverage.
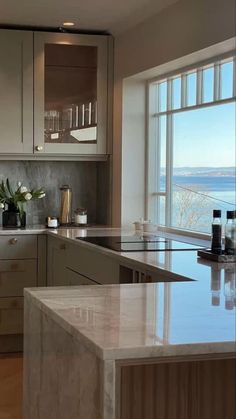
[160,175,236,233]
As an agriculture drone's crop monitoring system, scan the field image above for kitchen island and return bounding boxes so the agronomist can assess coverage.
[24,275,236,419]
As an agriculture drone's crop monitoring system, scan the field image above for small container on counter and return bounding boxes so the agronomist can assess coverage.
[74,208,87,226]
[143,221,157,233]
[46,216,59,229]
[133,221,143,232]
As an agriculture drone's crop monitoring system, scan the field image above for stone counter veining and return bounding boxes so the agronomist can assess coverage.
[25,279,236,361]
[23,228,236,419]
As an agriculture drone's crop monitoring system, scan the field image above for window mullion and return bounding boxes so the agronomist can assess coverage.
[167,78,172,111]
[196,69,203,104]
[156,116,161,225]
[214,62,220,101]
[165,113,173,227]
[233,57,236,97]
[146,83,158,223]
[181,74,187,108]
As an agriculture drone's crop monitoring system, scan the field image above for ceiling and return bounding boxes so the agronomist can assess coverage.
[0,0,176,35]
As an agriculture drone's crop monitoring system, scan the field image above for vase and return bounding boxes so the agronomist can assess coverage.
[2,204,26,228]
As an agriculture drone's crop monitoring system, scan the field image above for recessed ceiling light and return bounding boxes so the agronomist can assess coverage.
[62,22,75,27]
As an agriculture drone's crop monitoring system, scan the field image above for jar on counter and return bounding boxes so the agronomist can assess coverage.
[59,185,72,225]
[74,208,87,226]
[46,216,59,229]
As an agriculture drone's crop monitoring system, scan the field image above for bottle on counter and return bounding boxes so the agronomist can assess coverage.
[225,210,236,255]
[211,210,222,254]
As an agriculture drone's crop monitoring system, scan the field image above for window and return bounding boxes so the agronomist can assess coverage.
[147,55,236,234]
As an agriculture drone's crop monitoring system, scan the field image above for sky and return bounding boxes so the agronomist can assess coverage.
[173,102,236,167]
[158,60,236,168]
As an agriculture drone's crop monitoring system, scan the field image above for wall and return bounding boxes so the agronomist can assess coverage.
[121,79,146,225]
[112,0,236,226]
[0,161,109,226]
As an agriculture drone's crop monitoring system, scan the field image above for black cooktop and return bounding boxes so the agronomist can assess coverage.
[76,235,205,252]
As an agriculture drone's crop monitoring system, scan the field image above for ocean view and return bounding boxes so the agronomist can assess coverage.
[160,170,236,232]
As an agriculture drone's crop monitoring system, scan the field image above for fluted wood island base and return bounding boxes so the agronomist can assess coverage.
[23,285,236,419]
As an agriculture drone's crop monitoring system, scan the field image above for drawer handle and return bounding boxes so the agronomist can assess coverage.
[9,238,18,245]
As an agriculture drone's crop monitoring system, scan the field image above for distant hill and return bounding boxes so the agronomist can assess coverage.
[160,167,236,177]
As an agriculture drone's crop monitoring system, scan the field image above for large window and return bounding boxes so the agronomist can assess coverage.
[147,55,236,234]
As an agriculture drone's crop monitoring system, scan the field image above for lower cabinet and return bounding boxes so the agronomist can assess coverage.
[0,234,46,353]
[0,260,37,297]
[65,268,98,286]
[0,297,24,335]
[47,236,67,286]
[47,235,120,286]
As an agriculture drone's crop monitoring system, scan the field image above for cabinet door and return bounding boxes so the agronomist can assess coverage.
[34,32,108,156]
[66,268,97,286]
[0,260,37,297]
[0,30,33,154]
[47,237,67,286]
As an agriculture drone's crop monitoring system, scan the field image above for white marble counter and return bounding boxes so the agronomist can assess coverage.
[25,273,236,361]
[23,227,236,419]
[0,225,47,235]
[47,227,212,280]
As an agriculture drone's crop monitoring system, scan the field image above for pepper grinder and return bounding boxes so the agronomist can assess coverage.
[59,185,72,225]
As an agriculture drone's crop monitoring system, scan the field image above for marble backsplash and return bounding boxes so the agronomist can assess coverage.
[0,161,110,226]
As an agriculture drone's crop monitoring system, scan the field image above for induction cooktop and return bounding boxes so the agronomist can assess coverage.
[76,235,205,252]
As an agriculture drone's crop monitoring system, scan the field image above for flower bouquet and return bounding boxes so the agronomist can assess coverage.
[0,179,45,228]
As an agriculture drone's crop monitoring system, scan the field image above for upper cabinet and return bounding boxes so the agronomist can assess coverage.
[0,30,112,158]
[34,32,109,156]
[0,30,33,154]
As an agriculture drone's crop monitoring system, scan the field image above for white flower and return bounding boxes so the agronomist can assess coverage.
[0,202,4,209]
[24,193,32,201]
[39,192,46,198]
[20,186,28,193]
[17,182,22,187]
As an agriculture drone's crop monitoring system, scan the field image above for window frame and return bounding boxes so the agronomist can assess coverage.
[146,51,236,239]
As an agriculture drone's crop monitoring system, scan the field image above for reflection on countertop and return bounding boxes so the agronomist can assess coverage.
[25,274,236,361]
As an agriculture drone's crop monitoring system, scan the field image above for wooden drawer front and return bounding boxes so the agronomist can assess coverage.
[0,235,37,260]
[0,260,37,297]
[0,297,23,335]
[67,243,120,285]
[66,268,97,286]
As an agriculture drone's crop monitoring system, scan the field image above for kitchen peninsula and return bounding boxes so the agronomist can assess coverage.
[22,227,236,419]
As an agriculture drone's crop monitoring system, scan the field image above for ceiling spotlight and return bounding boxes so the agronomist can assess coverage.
[62,22,75,27]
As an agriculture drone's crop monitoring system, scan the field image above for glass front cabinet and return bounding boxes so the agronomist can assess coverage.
[34,32,110,156]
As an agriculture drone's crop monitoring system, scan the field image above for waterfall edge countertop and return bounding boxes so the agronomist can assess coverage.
[24,278,236,361]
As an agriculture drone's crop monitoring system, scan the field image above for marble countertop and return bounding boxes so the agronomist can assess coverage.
[48,227,214,281]
[0,225,47,235]
[22,226,235,360]
[25,277,236,361]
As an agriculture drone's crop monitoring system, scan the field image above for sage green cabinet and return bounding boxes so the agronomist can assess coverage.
[0,29,112,158]
[65,268,98,286]
[47,235,68,286]
[34,32,110,156]
[0,234,46,353]
[0,30,33,154]
[47,235,120,286]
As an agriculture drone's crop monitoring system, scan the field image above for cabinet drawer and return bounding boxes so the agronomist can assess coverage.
[66,268,98,286]
[0,235,37,259]
[0,260,37,297]
[67,243,120,284]
[0,297,23,335]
